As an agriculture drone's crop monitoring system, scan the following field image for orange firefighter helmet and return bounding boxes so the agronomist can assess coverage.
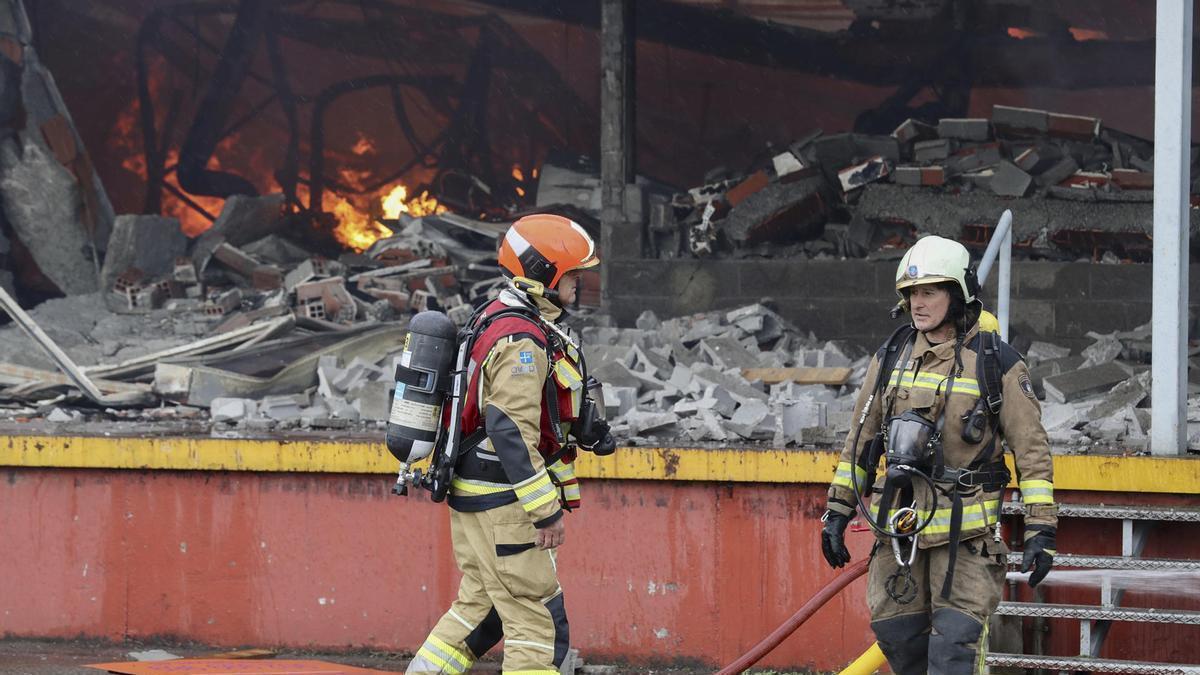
[497,214,599,289]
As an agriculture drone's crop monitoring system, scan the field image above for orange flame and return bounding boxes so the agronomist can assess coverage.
[330,183,448,253]
[511,165,524,182]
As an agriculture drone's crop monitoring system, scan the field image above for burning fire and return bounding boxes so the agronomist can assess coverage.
[330,182,447,253]
[110,65,447,251]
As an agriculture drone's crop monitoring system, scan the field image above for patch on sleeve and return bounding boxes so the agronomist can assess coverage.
[519,350,534,364]
[1018,374,1036,399]
[510,364,537,375]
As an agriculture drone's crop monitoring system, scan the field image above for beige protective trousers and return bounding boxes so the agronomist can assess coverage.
[407,502,568,674]
[867,535,1008,675]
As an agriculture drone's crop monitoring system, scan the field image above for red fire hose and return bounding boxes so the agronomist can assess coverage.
[716,557,870,675]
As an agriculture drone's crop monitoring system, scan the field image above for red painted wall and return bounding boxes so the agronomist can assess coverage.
[0,469,1196,671]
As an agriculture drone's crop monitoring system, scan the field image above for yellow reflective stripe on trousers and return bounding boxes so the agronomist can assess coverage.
[417,635,472,674]
[887,370,981,396]
[1019,479,1055,504]
[450,477,513,495]
[832,461,868,491]
[868,499,1001,536]
[514,470,558,511]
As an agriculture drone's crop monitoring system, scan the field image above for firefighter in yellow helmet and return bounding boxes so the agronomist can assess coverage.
[407,214,614,674]
[820,235,1056,675]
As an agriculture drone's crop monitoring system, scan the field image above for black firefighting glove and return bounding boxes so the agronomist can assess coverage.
[1021,526,1056,587]
[574,397,616,455]
[580,418,616,456]
[821,511,852,569]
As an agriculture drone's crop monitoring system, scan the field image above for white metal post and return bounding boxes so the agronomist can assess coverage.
[1152,0,1193,456]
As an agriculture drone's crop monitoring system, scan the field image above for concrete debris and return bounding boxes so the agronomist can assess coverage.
[211,397,256,423]
[1043,362,1131,404]
[1080,331,1124,367]
[660,104,1170,261]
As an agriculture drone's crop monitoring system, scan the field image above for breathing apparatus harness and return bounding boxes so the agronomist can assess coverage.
[843,319,1010,603]
[398,278,608,505]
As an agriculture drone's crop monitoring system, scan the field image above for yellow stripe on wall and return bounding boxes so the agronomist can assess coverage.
[0,434,1196,495]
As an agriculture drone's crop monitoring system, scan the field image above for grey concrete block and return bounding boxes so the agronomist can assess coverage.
[625,410,678,435]
[938,118,990,141]
[603,385,638,418]
[1043,362,1130,403]
[635,310,660,330]
[991,105,1049,134]
[914,138,953,162]
[990,161,1032,197]
[591,360,644,392]
[259,394,304,421]
[1036,156,1079,187]
[211,397,256,423]
[699,335,761,370]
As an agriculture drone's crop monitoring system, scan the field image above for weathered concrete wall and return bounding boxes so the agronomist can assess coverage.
[610,260,1178,351]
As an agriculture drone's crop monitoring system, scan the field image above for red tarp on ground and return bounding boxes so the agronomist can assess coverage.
[86,660,392,674]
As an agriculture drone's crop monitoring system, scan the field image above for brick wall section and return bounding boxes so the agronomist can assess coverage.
[610,260,1186,351]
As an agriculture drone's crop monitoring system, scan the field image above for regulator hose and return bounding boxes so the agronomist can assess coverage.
[715,557,870,675]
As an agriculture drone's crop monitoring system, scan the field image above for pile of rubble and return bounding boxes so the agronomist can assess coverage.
[583,304,868,447]
[0,193,525,432]
[649,104,1169,261]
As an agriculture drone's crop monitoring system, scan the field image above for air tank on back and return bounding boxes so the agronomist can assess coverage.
[386,310,457,466]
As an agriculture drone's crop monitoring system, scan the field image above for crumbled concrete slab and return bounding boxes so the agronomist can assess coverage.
[624,410,678,435]
[1081,331,1123,367]
[100,215,188,290]
[699,335,762,370]
[1043,362,1131,404]
[1084,370,1150,420]
[1026,341,1071,364]
[635,310,660,331]
[0,135,99,294]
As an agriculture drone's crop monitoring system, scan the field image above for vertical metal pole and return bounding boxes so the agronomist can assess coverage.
[1152,0,1193,456]
[600,0,633,313]
[998,224,1012,342]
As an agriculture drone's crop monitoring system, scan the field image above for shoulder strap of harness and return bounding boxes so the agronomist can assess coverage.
[977,330,1004,415]
[875,324,918,398]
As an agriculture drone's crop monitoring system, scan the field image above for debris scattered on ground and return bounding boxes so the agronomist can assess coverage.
[639,105,1166,262]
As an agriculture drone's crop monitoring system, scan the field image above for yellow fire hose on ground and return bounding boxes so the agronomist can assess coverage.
[838,642,887,674]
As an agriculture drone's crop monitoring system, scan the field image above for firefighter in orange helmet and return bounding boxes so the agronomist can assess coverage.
[407,214,613,674]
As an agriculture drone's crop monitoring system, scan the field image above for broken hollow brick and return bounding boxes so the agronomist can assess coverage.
[893,166,945,187]
[205,288,243,316]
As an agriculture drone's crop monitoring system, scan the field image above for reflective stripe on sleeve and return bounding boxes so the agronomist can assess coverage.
[514,470,558,512]
[1019,479,1055,504]
[832,461,869,491]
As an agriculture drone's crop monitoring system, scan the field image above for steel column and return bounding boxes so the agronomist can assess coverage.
[1151,0,1193,456]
